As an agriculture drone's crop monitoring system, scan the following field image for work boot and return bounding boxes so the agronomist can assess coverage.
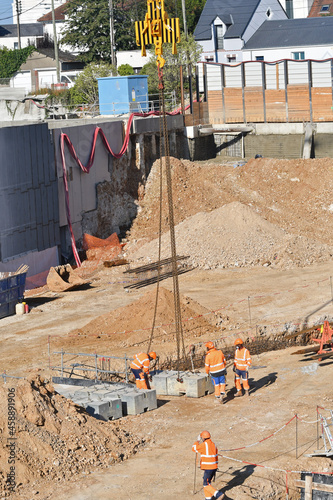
[220,393,226,404]
[235,390,243,397]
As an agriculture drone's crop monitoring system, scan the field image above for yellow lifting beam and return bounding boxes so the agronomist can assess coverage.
[135,0,180,68]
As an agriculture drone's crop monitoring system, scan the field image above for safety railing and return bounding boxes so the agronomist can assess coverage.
[52,349,133,383]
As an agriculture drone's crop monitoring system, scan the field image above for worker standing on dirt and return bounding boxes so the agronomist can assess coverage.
[204,342,227,404]
[192,431,225,500]
[130,351,157,389]
[233,338,251,397]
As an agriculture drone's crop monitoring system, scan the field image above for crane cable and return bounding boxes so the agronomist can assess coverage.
[147,63,186,377]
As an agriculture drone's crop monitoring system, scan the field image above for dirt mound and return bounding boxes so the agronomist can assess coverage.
[128,201,333,269]
[126,157,333,270]
[70,286,227,352]
[0,375,144,496]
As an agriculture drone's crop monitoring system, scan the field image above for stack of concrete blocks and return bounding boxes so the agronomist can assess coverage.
[151,370,214,397]
[52,378,157,420]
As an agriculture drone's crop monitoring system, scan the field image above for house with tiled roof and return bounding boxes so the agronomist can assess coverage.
[243,16,333,60]
[308,0,333,16]
[0,23,43,49]
[194,0,288,64]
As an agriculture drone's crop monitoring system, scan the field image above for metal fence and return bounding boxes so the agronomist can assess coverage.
[196,58,333,124]
[52,350,132,383]
[45,91,179,119]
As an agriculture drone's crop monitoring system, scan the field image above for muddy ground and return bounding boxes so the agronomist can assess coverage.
[1,157,333,499]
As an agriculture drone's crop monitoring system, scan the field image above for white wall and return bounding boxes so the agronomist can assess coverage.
[243,45,333,63]
[197,56,332,92]
[116,50,149,71]
[279,0,315,18]
[0,34,38,49]
[13,0,66,24]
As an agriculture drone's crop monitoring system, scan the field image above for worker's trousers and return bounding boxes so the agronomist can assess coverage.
[202,469,223,499]
[131,368,150,389]
[210,372,226,397]
[234,368,249,391]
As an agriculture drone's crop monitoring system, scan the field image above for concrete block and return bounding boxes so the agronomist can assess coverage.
[83,399,123,421]
[120,389,157,416]
[151,370,214,397]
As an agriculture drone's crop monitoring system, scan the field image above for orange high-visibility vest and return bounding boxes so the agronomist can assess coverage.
[192,439,218,470]
[234,347,251,371]
[130,352,150,373]
[205,348,226,375]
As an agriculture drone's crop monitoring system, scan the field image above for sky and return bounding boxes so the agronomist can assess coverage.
[0,0,13,24]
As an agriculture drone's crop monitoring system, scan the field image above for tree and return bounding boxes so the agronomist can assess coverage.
[140,33,202,96]
[118,63,134,76]
[168,0,206,35]
[61,0,146,62]
[70,61,116,104]
[0,46,35,79]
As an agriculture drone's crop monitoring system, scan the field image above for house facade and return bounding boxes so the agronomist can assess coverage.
[194,0,288,64]
[11,48,84,93]
[279,0,315,17]
[308,0,333,16]
[12,0,66,24]
[243,16,333,61]
[0,23,43,49]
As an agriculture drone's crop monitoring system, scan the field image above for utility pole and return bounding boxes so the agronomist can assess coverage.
[181,0,188,39]
[108,0,117,68]
[15,0,21,49]
[51,0,60,84]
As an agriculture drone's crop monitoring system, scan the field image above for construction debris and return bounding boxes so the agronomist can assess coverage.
[46,264,87,292]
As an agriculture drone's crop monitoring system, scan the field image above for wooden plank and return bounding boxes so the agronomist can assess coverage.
[296,479,333,494]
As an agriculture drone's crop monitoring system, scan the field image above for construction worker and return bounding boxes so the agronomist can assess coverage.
[192,431,225,500]
[130,351,157,389]
[233,338,251,397]
[204,341,227,404]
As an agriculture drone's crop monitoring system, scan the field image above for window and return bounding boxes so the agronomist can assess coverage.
[320,4,330,12]
[227,55,236,63]
[13,42,18,50]
[292,51,305,60]
[266,8,271,18]
[256,56,264,61]
[215,25,224,50]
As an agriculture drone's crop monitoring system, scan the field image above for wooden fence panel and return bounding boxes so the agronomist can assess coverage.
[265,89,287,122]
[312,88,333,122]
[244,88,264,122]
[224,88,243,123]
[287,84,311,122]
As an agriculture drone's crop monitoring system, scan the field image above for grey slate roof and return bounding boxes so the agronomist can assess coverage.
[244,16,333,49]
[0,23,43,38]
[194,0,260,41]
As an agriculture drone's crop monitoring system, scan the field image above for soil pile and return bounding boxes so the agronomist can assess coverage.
[129,201,333,269]
[126,157,333,270]
[71,286,227,354]
[0,375,144,497]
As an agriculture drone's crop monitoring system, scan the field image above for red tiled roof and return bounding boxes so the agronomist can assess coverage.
[308,0,333,17]
[37,2,68,22]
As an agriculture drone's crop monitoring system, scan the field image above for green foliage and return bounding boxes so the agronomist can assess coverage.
[0,46,35,78]
[118,63,134,76]
[61,0,146,62]
[141,33,202,95]
[168,0,206,34]
[70,61,116,104]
